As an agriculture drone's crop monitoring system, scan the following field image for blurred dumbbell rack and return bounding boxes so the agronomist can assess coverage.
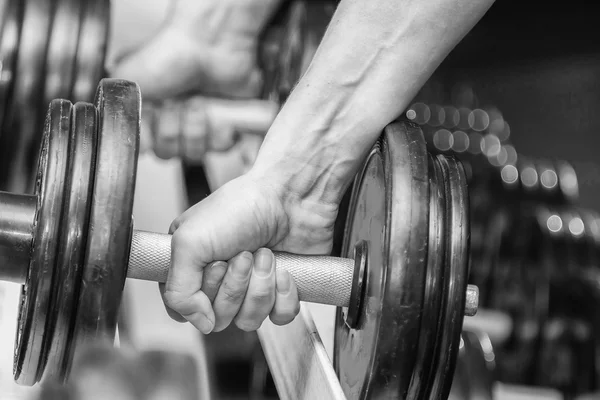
[410,2,600,396]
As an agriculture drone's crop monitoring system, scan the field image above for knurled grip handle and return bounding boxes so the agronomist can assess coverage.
[127,230,354,307]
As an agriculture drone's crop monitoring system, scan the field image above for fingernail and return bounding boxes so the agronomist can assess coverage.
[276,269,291,294]
[208,261,228,275]
[199,315,214,334]
[232,251,253,279]
[254,248,274,277]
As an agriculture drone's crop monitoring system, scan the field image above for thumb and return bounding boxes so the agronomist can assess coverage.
[163,225,216,334]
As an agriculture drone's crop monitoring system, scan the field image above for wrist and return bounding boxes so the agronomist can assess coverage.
[249,90,374,206]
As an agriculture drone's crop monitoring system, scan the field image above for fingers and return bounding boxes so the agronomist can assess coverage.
[163,229,215,334]
[200,261,228,303]
[143,96,275,163]
[233,249,277,331]
[181,97,209,163]
[211,252,254,332]
[153,100,181,159]
[205,98,278,151]
[159,283,186,323]
[270,269,301,326]
[164,245,300,332]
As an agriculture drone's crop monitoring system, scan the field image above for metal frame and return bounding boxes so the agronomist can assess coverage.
[258,306,346,400]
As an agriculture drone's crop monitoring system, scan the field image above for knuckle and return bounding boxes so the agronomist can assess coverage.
[162,290,187,313]
[220,283,246,304]
[248,287,275,304]
[171,229,195,250]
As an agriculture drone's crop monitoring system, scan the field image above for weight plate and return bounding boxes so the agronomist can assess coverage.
[42,102,97,383]
[0,0,53,193]
[428,156,469,399]
[71,0,109,102]
[0,0,23,184]
[70,79,140,371]
[406,155,446,398]
[14,100,72,385]
[334,121,429,398]
[43,0,82,104]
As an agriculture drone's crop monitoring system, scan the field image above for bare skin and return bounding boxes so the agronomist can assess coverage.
[113,0,496,334]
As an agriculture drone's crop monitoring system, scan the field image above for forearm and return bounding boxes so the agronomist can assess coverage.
[252,0,495,204]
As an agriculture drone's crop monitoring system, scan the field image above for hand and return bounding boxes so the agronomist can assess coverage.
[111,0,280,163]
[111,0,282,100]
[162,171,338,333]
[141,96,277,164]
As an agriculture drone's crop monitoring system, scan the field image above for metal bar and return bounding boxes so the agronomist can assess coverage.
[257,306,346,400]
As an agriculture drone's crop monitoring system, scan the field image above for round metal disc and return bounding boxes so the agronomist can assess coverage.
[0,0,53,193]
[14,100,72,385]
[333,121,430,398]
[69,79,140,372]
[405,155,446,398]
[43,0,82,103]
[0,0,23,187]
[42,102,97,383]
[428,155,470,399]
[71,0,109,102]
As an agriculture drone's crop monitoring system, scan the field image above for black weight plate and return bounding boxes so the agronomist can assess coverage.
[0,0,53,193]
[0,0,23,177]
[69,79,140,370]
[428,156,470,400]
[42,102,97,383]
[71,0,109,102]
[405,154,446,398]
[13,100,72,385]
[43,0,82,104]
[334,121,429,398]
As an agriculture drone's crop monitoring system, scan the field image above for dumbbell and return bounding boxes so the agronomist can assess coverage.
[0,79,478,398]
